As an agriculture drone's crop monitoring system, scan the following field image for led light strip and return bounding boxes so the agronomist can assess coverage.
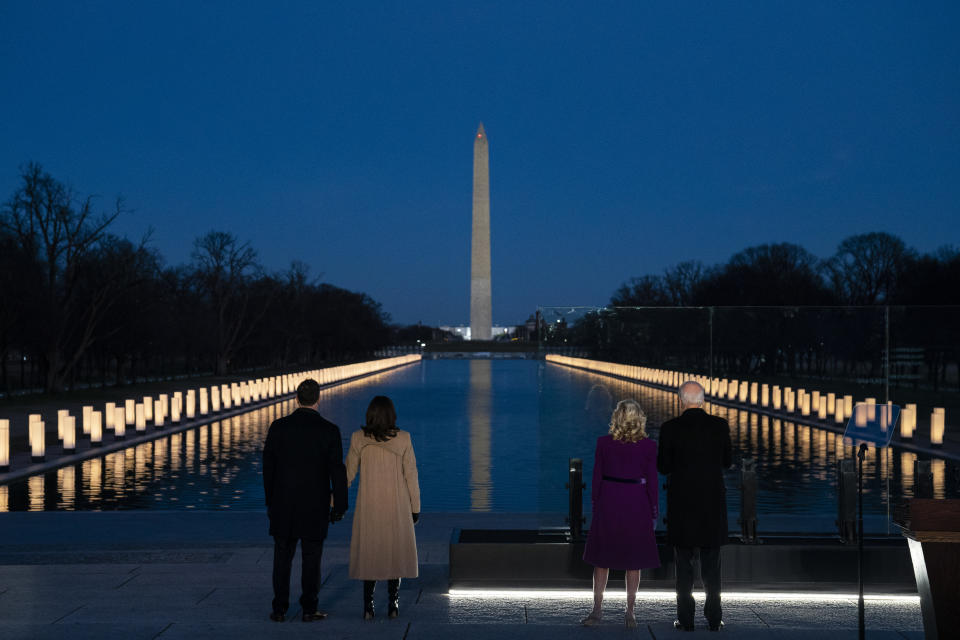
[447,589,919,604]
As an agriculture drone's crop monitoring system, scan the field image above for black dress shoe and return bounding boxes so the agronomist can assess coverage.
[674,620,694,631]
[302,611,329,622]
[709,621,724,631]
[269,611,285,622]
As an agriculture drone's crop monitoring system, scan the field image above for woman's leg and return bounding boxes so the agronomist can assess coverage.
[584,567,608,622]
[624,569,641,625]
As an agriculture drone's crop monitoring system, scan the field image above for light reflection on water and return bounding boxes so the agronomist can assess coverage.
[1,360,957,525]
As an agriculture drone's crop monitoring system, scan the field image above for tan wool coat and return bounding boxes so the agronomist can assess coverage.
[346,429,421,580]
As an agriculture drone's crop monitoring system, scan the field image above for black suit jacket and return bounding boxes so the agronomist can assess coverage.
[656,407,732,547]
[262,407,348,540]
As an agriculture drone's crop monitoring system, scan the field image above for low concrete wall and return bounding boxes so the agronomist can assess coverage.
[450,529,916,592]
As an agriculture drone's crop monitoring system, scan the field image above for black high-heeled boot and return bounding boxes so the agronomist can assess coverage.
[363,580,376,619]
[387,578,401,618]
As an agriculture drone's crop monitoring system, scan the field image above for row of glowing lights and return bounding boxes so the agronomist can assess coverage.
[447,589,919,604]
[576,368,950,496]
[0,410,275,511]
[546,355,947,444]
[0,364,417,511]
[0,355,420,467]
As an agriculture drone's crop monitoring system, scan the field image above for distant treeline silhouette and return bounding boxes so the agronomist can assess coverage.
[555,226,960,392]
[0,163,394,394]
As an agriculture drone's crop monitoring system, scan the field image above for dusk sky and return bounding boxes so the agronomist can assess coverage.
[2,2,958,326]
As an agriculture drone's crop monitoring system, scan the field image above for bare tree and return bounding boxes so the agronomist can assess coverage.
[662,260,705,306]
[190,230,273,374]
[0,163,148,392]
[825,232,914,305]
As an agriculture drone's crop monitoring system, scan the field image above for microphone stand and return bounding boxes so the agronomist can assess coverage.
[857,442,867,640]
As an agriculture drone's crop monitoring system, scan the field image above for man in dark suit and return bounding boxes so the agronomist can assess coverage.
[263,378,348,622]
[657,380,732,632]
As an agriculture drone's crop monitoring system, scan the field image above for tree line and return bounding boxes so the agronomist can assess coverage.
[550,234,960,391]
[0,164,392,394]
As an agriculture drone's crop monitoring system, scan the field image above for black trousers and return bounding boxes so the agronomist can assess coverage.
[674,546,722,627]
[272,536,324,613]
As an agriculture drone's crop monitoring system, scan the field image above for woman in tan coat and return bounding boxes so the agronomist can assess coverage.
[346,395,421,619]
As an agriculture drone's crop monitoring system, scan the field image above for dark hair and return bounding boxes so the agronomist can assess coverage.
[363,395,398,442]
[296,379,320,406]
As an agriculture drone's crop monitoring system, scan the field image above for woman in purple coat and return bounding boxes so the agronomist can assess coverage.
[581,399,660,629]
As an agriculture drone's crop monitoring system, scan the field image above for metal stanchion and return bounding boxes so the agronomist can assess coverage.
[566,458,585,542]
[739,457,758,543]
[837,459,857,543]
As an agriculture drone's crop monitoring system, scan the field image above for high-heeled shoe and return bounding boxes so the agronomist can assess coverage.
[363,580,376,620]
[387,578,401,618]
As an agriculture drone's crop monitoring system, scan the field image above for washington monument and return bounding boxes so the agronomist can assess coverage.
[470,123,492,341]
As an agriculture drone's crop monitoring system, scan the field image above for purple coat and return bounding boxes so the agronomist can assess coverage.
[582,435,660,570]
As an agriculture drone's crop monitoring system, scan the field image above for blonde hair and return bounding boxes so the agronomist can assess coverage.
[609,399,648,442]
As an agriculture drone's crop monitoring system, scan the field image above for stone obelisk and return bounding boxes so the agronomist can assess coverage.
[470,123,492,341]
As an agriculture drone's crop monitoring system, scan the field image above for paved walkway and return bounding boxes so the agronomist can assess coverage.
[0,512,923,639]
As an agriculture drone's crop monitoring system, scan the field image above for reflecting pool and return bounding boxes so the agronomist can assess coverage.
[2,360,958,532]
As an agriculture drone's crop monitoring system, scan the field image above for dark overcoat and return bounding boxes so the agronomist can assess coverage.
[262,407,348,540]
[656,408,732,547]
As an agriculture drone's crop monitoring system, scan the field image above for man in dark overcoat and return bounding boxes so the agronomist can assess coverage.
[263,378,348,622]
[657,380,732,632]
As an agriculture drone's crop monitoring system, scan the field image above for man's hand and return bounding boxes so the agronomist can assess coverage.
[412,512,420,524]
[330,509,344,524]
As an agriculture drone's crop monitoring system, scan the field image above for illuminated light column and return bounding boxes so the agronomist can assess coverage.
[811,391,821,412]
[159,394,169,421]
[82,406,93,435]
[63,416,76,452]
[772,386,782,410]
[800,390,811,416]
[835,397,845,424]
[761,384,769,408]
[125,399,136,428]
[186,390,196,419]
[90,411,103,446]
[470,123,492,341]
[826,392,836,416]
[817,397,828,420]
[843,395,853,419]
[0,419,9,471]
[784,387,795,412]
[199,388,209,416]
[154,399,164,428]
[135,403,146,433]
[114,407,126,440]
[864,398,876,423]
[171,394,182,423]
[222,384,232,410]
[900,403,916,440]
[930,408,945,447]
[211,386,221,413]
[57,409,68,441]
[29,414,45,462]
[739,382,749,404]
[728,380,738,401]
[242,382,251,404]
[143,396,154,423]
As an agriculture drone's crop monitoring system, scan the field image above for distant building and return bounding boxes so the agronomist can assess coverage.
[440,325,514,341]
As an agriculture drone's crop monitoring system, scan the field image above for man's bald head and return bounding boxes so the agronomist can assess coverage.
[679,381,705,409]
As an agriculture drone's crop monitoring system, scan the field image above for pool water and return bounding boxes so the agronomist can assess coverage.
[3,360,957,531]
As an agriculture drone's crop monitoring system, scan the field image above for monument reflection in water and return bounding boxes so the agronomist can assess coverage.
[1,360,956,530]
